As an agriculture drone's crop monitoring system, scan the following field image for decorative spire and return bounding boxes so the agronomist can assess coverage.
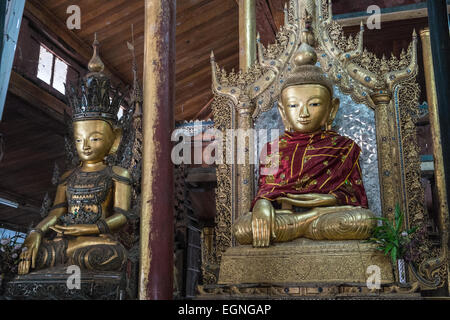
[88,33,105,73]
[293,42,317,68]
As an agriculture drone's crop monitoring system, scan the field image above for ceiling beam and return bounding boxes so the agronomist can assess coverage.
[256,0,277,43]
[8,71,68,123]
[335,3,450,27]
[0,189,41,214]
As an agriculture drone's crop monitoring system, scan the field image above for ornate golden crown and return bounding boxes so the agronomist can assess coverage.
[66,35,125,124]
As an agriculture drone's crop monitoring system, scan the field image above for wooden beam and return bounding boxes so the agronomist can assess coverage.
[0,189,41,213]
[256,0,277,39]
[24,0,127,86]
[335,3,450,27]
[193,98,214,120]
[176,0,236,35]
[8,71,68,123]
[267,0,287,30]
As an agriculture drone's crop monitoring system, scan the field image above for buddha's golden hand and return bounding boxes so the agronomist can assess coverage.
[50,224,99,236]
[251,199,277,247]
[18,231,42,275]
[276,193,337,208]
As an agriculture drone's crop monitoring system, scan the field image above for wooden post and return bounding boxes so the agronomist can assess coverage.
[139,0,175,300]
[238,0,256,72]
[0,0,25,120]
[427,0,450,206]
[426,0,450,294]
[235,0,256,224]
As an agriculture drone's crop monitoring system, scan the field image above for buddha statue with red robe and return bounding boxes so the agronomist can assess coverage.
[233,43,376,247]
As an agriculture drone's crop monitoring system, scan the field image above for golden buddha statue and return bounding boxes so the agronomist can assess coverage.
[18,39,131,274]
[233,43,376,247]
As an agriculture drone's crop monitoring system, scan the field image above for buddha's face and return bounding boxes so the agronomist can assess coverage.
[73,120,118,163]
[278,84,339,133]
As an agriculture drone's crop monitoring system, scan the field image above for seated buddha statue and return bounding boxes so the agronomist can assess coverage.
[18,39,131,274]
[233,43,376,248]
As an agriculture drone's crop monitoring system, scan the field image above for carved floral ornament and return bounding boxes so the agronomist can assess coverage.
[205,0,448,290]
[210,0,418,116]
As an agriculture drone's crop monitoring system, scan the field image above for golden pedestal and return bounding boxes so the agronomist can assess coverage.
[218,238,394,285]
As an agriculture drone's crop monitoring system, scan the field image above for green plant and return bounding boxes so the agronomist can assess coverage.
[0,231,24,279]
[366,204,417,265]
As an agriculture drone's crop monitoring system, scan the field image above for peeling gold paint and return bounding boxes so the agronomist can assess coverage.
[139,0,163,300]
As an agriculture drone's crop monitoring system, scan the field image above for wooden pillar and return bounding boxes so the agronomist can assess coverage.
[425,0,450,294]
[0,0,25,120]
[238,0,256,72]
[427,0,450,215]
[139,0,175,300]
[420,25,450,295]
[235,0,256,224]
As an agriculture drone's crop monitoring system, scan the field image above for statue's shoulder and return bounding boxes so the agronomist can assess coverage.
[111,166,132,184]
[58,168,77,185]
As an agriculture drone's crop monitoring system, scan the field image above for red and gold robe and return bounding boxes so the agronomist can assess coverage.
[253,130,368,209]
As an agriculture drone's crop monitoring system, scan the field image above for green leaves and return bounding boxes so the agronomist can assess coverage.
[366,204,417,265]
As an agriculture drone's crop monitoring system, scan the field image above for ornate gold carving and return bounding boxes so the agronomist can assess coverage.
[202,95,235,284]
[397,78,447,288]
[207,0,446,291]
[218,239,394,285]
[197,283,421,299]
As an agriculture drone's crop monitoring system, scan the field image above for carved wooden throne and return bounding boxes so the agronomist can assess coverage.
[199,0,449,297]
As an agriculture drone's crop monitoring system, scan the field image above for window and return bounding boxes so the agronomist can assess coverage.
[37,45,68,95]
[0,228,26,244]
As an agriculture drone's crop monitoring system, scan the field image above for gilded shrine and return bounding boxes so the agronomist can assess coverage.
[199,0,449,298]
[0,0,449,301]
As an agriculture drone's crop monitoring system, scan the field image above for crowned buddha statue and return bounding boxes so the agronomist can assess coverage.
[233,43,376,248]
[18,38,131,275]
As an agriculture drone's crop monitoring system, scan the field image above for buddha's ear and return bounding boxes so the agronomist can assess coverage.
[277,101,291,131]
[109,127,122,155]
[327,98,340,130]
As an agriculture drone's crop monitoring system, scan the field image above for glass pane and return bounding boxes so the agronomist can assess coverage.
[53,57,68,94]
[37,45,53,85]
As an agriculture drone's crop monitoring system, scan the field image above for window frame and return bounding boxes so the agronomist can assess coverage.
[37,43,70,95]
